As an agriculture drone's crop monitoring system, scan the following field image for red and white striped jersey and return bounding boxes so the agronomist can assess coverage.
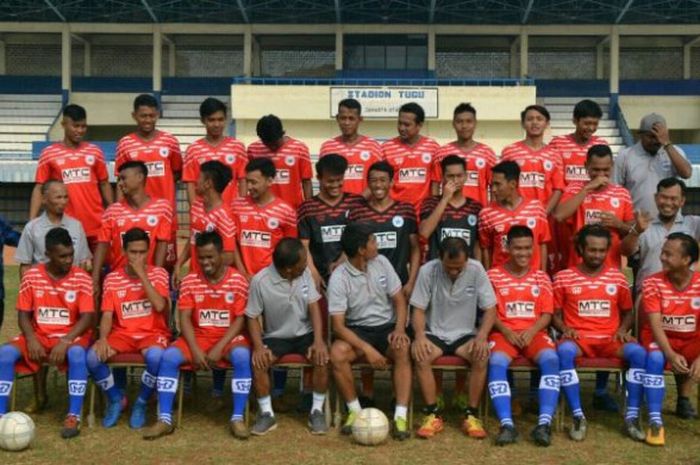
[501,141,565,206]
[189,199,237,275]
[319,135,383,195]
[548,134,608,185]
[431,142,497,207]
[382,136,440,209]
[488,266,554,332]
[183,137,248,205]
[642,271,700,340]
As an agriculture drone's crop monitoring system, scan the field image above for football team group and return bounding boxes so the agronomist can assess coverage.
[0,92,697,448]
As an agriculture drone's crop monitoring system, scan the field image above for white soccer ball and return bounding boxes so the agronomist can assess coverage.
[351,408,389,446]
[0,412,36,451]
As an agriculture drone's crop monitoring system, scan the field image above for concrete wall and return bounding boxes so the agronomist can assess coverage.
[619,96,700,131]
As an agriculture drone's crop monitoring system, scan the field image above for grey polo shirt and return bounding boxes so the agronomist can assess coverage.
[245,264,321,339]
[613,142,690,217]
[327,254,402,328]
[410,258,497,344]
[635,212,700,290]
[15,212,91,265]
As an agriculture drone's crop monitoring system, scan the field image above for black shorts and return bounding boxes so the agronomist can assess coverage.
[347,323,395,356]
[264,333,315,358]
[426,334,474,356]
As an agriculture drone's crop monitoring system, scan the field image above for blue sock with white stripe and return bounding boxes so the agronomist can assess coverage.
[557,341,584,419]
[156,347,185,425]
[0,344,21,415]
[230,347,252,421]
[645,350,665,426]
[66,345,88,419]
[86,347,121,402]
[136,346,164,404]
[622,343,646,421]
[536,349,560,426]
[488,352,513,427]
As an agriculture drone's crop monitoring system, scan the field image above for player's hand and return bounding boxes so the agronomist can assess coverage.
[364,347,389,370]
[441,180,458,200]
[466,335,489,361]
[651,122,670,146]
[634,210,652,233]
[206,344,225,366]
[48,340,70,365]
[93,338,114,362]
[171,266,183,290]
[79,260,92,273]
[129,253,148,278]
[518,329,536,347]
[92,278,102,311]
[192,347,211,371]
[668,351,689,374]
[584,176,609,193]
[689,358,700,382]
[411,335,433,363]
[26,337,46,362]
[598,211,623,230]
[307,340,329,367]
[613,328,634,343]
[252,347,274,370]
[561,326,579,340]
[388,329,410,350]
[402,282,415,300]
[503,328,522,348]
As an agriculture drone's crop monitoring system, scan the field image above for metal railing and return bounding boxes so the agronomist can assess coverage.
[232,76,535,86]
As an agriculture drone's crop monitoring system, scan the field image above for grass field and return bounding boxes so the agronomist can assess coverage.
[1,264,699,465]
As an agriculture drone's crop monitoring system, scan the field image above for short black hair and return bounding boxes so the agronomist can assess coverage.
[453,103,476,119]
[491,160,520,182]
[133,93,159,112]
[41,179,65,195]
[256,114,284,145]
[340,222,373,258]
[273,237,305,270]
[666,232,699,264]
[338,98,362,115]
[45,227,73,252]
[245,157,276,178]
[63,104,86,122]
[586,144,613,163]
[507,225,534,243]
[440,154,466,174]
[200,160,232,194]
[573,99,603,120]
[657,177,687,196]
[122,227,150,250]
[195,230,223,251]
[118,160,148,179]
[367,160,393,181]
[520,104,550,122]
[316,154,348,178]
[439,236,469,260]
[576,224,611,255]
[199,97,227,119]
[399,102,425,124]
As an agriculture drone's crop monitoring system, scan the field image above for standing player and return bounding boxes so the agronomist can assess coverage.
[319,99,383,197]
[86,228,170,429]
[329,223,412,440]
[552,225,647,442]
[641,233,700,446]
[30,104,113,251]
[143,231,252,440]
[479,161,550,271]
[247,115,312,210]
[382,102,440,213]
[486,226,560,447]
[501,105,564,214]
[0,228,94,438]
[430,103,497,208]
[182,97,247,205]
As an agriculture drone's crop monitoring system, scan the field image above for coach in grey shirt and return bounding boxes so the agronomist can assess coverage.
[15,180,91,275]
[613,113,691,217]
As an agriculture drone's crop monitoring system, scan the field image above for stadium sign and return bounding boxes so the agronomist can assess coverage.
[330,87,438,119]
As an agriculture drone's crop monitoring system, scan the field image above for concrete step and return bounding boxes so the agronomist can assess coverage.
[157,118,202,127]
[549,111,609,120]
[161,95,228,104]
[0,134,47,143]
[549,127,620,137]
[0,94,62,102]
[550,119,617,129]
[0,126,49,135]
[0,142,33,151]
[541,97,609,105]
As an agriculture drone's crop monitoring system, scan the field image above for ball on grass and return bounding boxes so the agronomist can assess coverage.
[0,412,36,451]
[351,408,389,446]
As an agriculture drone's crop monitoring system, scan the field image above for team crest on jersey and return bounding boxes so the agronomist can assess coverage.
[499,288,510,296]
[475,158,485,169]
[57,158,65,166]
[563,152,572,159]
[543,160,553,171]
[421,153,431,164]
[85,155,95,166]
[392,215,404,228]
[395,157,404,165]
[159,147,169,158]
[36,290,44,298]
[129,151,138,160]
[240,215,248,223]
[572,286,582,295]
[285,156,295,166]
[605,284,617,296]
[531,285,540,297]
[117,219,126,227]
[147,215,158,226]
[360,151,370,161]
[195,295,205,302]
[117,290,126,298]
[225,292,235,304]
[65,291,77,303]
[691,298,700,310]
[526,218,537,229]
[226,154,235,164]
[467,214,477,227]
[488,340,496,349]
[267,217,279,229]
[301,284,309,298]
[610,198,620,208]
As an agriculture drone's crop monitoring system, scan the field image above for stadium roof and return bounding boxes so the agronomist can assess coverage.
[1,0,699,25]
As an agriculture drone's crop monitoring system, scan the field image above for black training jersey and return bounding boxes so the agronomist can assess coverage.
[420,196,482,261]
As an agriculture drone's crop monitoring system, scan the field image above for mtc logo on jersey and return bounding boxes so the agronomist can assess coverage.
[145,161,165,178]
[241,230,272,248]
[566,165,588,181]
[398,168,426,184]
[345,165,364,180]
[440,228,471,244]
[584,209,603,225]
[577,300,611,317]
[61,167,91,184]
[37,307,70,325]
[274,169,290,184]
[505,301,536,318]
[198,309,230,327]
[661,314,696,332]
[121,299,152,319]
[375,231,398,250]
[520,171,545,188]
[321,225,345,243]
[464,171,479,186]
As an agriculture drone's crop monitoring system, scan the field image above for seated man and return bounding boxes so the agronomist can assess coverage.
[641,232,700,447]
[552,224,647,442]
[87,227,170,429]
[328,222,412,440]
[143,231,252,440]
[0,227,94,438]
[247,238,329,435]
[486,226,560,446]
[412,237,497,440]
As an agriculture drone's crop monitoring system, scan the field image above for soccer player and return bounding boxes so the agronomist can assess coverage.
[143,231,252,440]
[86,228,170,429]
[501,105,564,214]
[231,158,297,280]
[348,161,420,296]
[641,233,700,446]
[411,237,497,440]
[298,154,364,288]
[246,114,312,209]
[182,97,247,205]
[319,99,383,197]
[328,223,412,440]
[552,224,647,442]
[0,228,94,438]
[553,144,634,269]
[382,102,440,213]
[247,238,329,435]
[486,226,560,447]
[430,103,497,207]
[479,161,550,271]
[29,104,113,251]
[420,154,482,261]
[115,94,182,267]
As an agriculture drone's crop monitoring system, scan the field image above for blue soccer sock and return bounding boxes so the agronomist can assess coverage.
[272,367,287,397]
[86,348,121,403]
[230,346,252,422]
[136,346,164,404]
[558,341,584,419]
[622,343,646,422]
[595,371,610,396]
[0,344,21,415]
[645,350,665,426]
[536,349,560,426]
[212,369,226,397]
[488,352,513,427]
[66,345,88,419]
[156,347,185,425]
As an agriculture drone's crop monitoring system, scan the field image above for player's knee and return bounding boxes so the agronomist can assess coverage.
[330,342,350,364]
[67,345,86,362]
[0,344,20,366]
[646,350,665,374]
[144,347,164,367]
[623,343,646,367]
[230,346,251,370]
[489,352,510,371]
[161,347,184,368]
[537,349,559,373]
[86,348,100,369]
[557,341,577,363]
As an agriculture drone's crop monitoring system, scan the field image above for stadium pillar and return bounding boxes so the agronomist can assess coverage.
[0,40,5,75]
[509,37,519,79]
[683,37,700,79]
[519,31,528,79]
[609,28,620,118]
[153,27,162,99]
[428,27,436,75]
[595,36,609,80]
[83,41,91,77]
[335,26,343,71]
[61,26,71,103]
